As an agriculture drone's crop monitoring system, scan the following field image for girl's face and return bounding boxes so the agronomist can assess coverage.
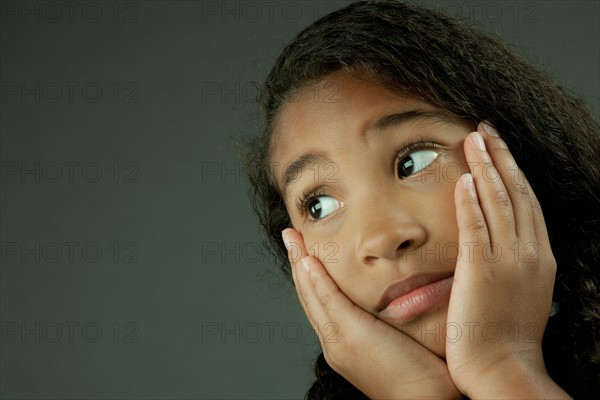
[270,71,476,357]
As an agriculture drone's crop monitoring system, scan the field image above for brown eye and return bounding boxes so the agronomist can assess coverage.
[397,150,438,178]
[307,196,340,220]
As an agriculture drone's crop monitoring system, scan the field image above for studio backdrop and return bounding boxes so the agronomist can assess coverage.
[1,0,598,399]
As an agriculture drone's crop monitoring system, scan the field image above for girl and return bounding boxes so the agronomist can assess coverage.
[243,1,599,398]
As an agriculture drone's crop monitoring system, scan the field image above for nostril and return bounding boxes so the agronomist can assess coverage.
[364,255,377,264]
[398,240,411,250]
[360,236,420,265]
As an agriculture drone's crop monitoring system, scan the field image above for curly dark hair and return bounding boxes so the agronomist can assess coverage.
[240,0,600,398]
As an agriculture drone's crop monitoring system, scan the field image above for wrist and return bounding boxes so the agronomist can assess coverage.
[465,351,571,399]
[387,376,463,400]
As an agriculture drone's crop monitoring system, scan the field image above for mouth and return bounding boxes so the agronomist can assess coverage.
[377,272,454,322]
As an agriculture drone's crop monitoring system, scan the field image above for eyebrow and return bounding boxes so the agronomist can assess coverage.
[371,109,452,132]
[280,109,453,200]
[280,153,327,200]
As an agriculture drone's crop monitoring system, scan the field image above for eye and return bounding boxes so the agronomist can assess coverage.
[305,195,342,220]
[396,149,439,178]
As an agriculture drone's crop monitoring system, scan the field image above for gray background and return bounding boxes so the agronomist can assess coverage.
[0,0,598,399]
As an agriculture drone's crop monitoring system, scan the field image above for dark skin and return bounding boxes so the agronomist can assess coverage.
[274,72,570,398]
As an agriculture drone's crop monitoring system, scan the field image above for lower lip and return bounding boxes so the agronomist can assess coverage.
[380,277,453,322]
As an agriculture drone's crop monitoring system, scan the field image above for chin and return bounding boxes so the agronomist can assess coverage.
[392,304,449,359]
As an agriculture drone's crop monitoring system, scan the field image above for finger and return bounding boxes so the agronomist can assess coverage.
[454,173,490,266]
[282,228,326,323]
[283,229,304,300]
[464,130,516,246]
[282,238,457,398]
[295,252,453,390]
[283,229,331,334]
[302,254,366,324]
[525,184,557,274]
[526,183,553,254]
[283,228,315,320]
[478,121,536,241]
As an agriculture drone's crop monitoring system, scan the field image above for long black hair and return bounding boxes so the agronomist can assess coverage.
[242,1,600,397]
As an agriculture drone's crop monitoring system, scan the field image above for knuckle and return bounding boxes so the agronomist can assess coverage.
[513,178,529,195]
[298,288,309,299]
[491,189,512,209]
[530,191,543,211]
[545,254,557,272]
[466,216,487,232]
[459,190,480,209]
[522,244,539,262]
[318,292,332,308]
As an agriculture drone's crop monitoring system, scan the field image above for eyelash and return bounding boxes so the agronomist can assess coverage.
[295,187,328,218]
[295,137,440,222]
[395,137,439,165]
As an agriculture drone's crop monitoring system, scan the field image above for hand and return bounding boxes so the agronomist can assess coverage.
[446,122,569,398]
[282,229,462,399]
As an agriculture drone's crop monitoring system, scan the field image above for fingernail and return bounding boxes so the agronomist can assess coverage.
[282,229,292,250]
[301,256,312,272]
[461,173,474,193]
[471,131,486,152]
[483,121,499,137]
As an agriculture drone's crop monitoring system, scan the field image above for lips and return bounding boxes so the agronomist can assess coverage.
[377,271,454,321]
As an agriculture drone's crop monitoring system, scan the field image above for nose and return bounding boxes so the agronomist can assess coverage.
[354,195,427,266]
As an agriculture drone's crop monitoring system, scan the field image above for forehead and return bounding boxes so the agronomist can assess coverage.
[269,72,436,181]
[273,71,413,142]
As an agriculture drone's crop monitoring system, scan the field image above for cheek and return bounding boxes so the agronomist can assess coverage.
[304,237,344,267]
[305,233,372,306]
[427,177,461,260]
